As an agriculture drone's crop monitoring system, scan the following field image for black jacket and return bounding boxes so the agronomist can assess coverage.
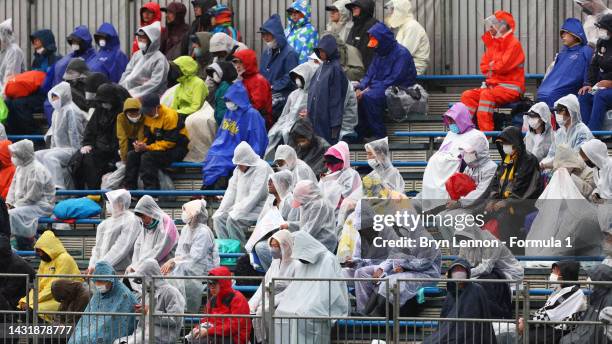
[181,0,218,55]
[288,118,330,177]
[345,0,378,70]
[0,235,36,310]
[588,14,612,85]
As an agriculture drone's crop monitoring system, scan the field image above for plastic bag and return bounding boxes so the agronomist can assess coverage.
[385,83,428,122]
[4,70,46,99]
[53,197,102,220]
[215,238,242,266]
[183,102,217,162]
[101,162,126,190]
[445,172,476,200]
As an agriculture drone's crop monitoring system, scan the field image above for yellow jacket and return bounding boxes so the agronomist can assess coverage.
[20,231,81,321]
[143,105,189,151]
[116,112,146,162]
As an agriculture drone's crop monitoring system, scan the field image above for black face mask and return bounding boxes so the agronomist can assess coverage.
[299,259,311,265]
[585,159,597,169]
[38,252,52,262]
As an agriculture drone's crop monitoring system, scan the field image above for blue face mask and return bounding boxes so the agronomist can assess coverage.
[449,124,460,134]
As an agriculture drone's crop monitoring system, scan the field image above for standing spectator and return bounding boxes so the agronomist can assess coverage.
[120,22,170,99]
[209,32,247,62]
[384,0,430,75]
[51,280,91,325]
[345,0,378,69]
[232,49,273,127]
[206,61,237,125]
[170,56,207,118]
[355,22,416,141]
[0,140,15,199]
[6,140,55,250]
[201,82,268,189]
[537,18,592,108]
[71,83,130,190]
[0,18,25,92]
[87,189,141,274]
[0,235,36,311]
[210,4,241,41]
[36,82,86,189]
[132,2,163,54]
[285,0,319,64]
[162,2,190,62]
[123,93,188,190]
[288,117,330,177]
[575,0,612,47]
[461,11,525,131]
[326,0,354,42]
[116,98,145,164]
[259,14,300,120]
[90,23,129,83]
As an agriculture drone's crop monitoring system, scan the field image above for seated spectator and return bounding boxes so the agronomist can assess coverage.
[579,14,612,130]
[30,29,61,72]
[0,234,36,311]
[285,0,318,64]
[325,0,354,42]
[209,4,241,41]
[116,98,145,164]
[0,140,15,199]
[249,230,296,343]
[87,189,141,274]
[6,140,55,250]
[120,22,169,98]
[123,93,188,190]
[69,261,138,344]
[132,2,164,54]
[580,138,612,201]
[187,266,251,344]
[524,102,554,162]
[384,0,430,75]
[319,141,362,209]
[486,126,542,251]
[232,49,273,127]
[19,231,80,322]
[273,144,317,183]
[355,22,416,140]
[212,142,273,245]
[71,83,130,190]
[201,82,268,189]
[208,32,247,63]
[0,18,24,92]
[538,19,592,107]
[191,32,214,79]
[288,117,330,177]
[35,82,87,189]
[365,137,404,192]
[541,94,593,169]
[160,199,219,313]
[89,23,128,83]
[576,0,612,47]
[62,58,91,113]
[129,195,179,271]
[555,144,595,197]
[559,264,612,343]
[82,72,109,120]
[170,56,206,118]
[455,227,523,319]
[118,259,185,344]
[461,11,525,131]
[345,0,377,69]
[274,231,348,342]
[51,280,90,325]
[266,61,317,158]
[206,61,237,125]
[324,31,365,82]
[161,2,190,62]
[423,259,496,344]
[259,14,300,119]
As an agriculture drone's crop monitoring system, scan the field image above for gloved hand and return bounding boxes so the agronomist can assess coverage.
[80,145,93,154]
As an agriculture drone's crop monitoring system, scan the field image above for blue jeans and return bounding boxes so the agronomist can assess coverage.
[578,87,612,130]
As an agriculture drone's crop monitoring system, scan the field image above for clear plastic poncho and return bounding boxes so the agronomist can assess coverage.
[0,19,25,92]
[523,102,554,162]
[581,138,612,199]
[274,144,317,183]
[553,144,595,198]
[364,137,405,193]
[319,141,362,209]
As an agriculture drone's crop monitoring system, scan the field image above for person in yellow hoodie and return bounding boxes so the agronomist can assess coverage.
[170,55,208,118]
[124,93,189,190]
[116,98,146,163]
[19,230,81,322]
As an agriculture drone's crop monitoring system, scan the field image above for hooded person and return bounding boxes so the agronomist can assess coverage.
[325,0,354,42]
[384,0,430,75]
[319,141,362,210]
[191,32,214,80]
[422,258,497,344]
[89,23,129,83]
[68,261,138,344]
[523,102,554,162]
[160,199,220,313]
[232,49,274,127]
[308,34,350,144]
[82,72,109,119]
[116,97,146,163]
[120,22,170,99]
[0,140,15,199]
[355,22,417,140]
[87,189,141,274]
[71,83,130,190]
[0,234,36,311]
[129,195,179,271]
[249,230,297,343]
[553,144,596,197]
[161,2,191,61]
[273,144,317,183]
[538,19,592,107]
[575,0,612,47]
[206,61,238,125]
[209,4,241,41]
[132,2,164,54]
[51,279,91,325]
[461,11,525,131]
[212,142,273,245]
[285,0,319,64]
[259,14,300,118]
[19,231,80,322]
[265,61,317,158]
[541,94,594,169]
[201,82,268,189]
[0,18,25,91]
[364,137,404,193]
[62,58,91,113]
[324,31,365,82]
[170,56,207,117]
[288,117,331,177]
[185,0,218,51]
[274,231,349,344]
[116,259,185,344]
[30,29,61,72]
[580,138,612,200]
[208,32,247,63]
[345,0,378,69]
[35,82,87,189]
[6,140,55,249]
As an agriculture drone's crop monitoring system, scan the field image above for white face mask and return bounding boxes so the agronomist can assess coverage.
[35,47,45,54]
[555,113,566,127]
[101,103,112,110]
[51,99,62,111]
[266,39,277,49]
[451,270,468,280]
[599,28,610,40]
[367,158,379,169]
[137,41,148,52]
[549,273,561,290]
[213,72,222,84]
[10,157,20,166]
[71,43,80,52]
[463,152,478,164]
[98,39,106,47]
[528,117,541,130]
[502,144,514,155]
[226,101,238,111]
[181,212,191,225]
[95,285,109,294]
[85,92,96,100]
[128,115,141,123]
[295,78,303,89]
